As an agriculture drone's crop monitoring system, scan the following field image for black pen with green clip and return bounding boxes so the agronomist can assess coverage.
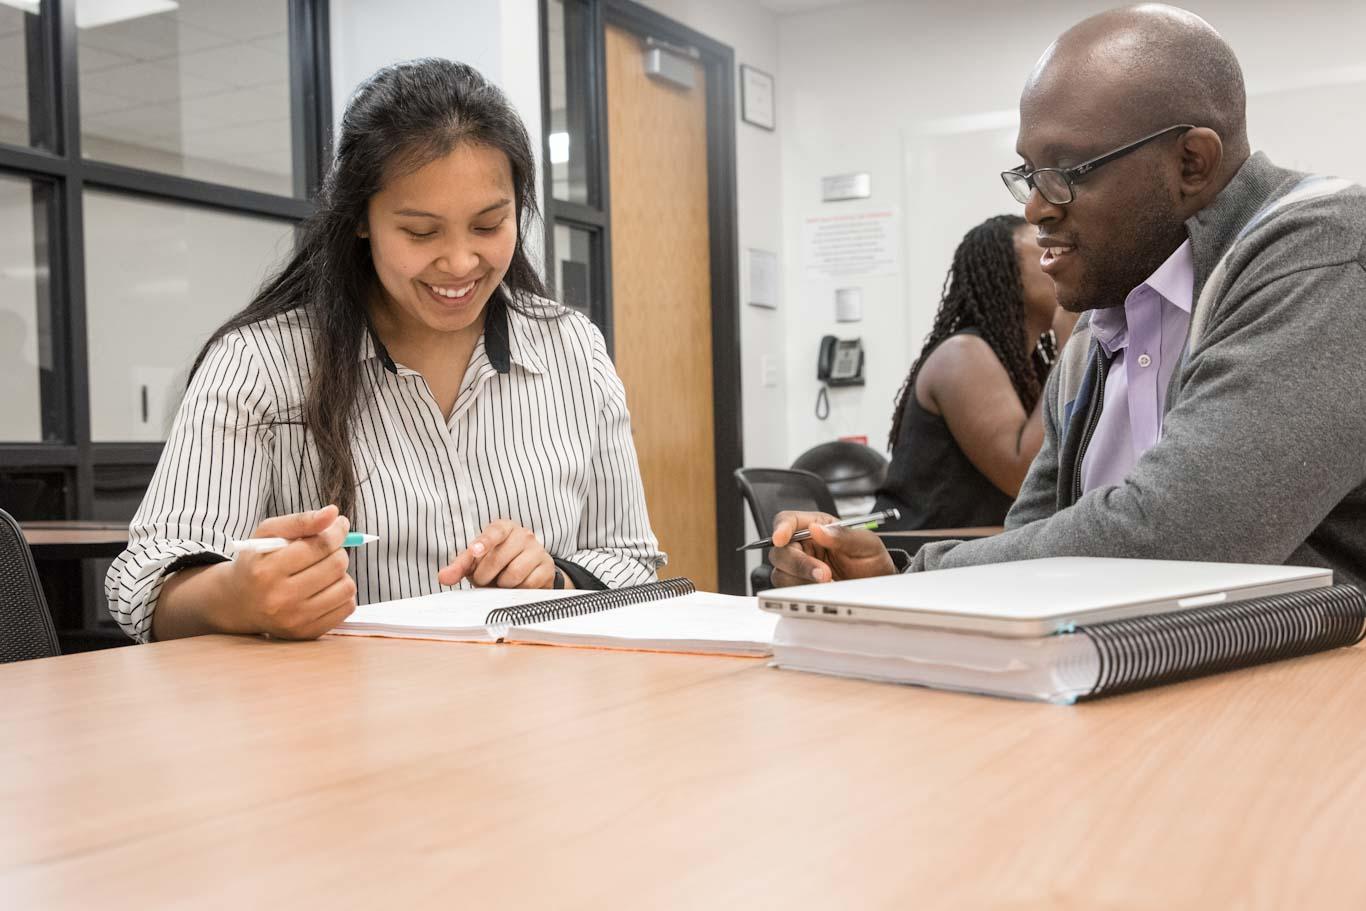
[736,508,901,552]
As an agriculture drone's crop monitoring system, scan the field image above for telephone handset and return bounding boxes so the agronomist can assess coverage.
[815,335,865,421]
[817,335,865,386]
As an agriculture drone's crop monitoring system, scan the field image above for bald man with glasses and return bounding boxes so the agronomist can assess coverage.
[769,4,1366,589]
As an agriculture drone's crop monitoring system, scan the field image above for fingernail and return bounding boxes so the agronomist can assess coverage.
[472,542,486,557]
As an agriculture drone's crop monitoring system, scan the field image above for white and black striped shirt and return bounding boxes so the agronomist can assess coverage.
[105,299,664,642]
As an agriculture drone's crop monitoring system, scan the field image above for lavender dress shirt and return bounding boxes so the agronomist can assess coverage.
[1080,240,1195,493]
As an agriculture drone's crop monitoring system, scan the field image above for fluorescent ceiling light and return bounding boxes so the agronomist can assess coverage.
[0,0,180,28]
[77,0,178,29]
[1,264,49,280]
[548,132,570,165]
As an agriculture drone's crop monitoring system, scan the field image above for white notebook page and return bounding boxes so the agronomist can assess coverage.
[509,592,777,656]
[332,589,576,641]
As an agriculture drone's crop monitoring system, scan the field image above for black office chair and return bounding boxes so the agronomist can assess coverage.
[0,508,61,663]
[733,468,840,595]
[791,441,889,515]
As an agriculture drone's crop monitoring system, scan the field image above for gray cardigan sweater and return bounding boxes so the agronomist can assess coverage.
[914,152,1366,588]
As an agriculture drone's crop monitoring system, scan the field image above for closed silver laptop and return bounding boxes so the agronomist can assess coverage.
[759,557,1332,637]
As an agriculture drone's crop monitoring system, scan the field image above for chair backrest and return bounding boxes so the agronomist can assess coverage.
[790,441,889,497]
[0,508,60,663]
[733,468,840,539]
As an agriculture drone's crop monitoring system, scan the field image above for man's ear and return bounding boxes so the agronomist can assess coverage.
[1177,127,1223,200]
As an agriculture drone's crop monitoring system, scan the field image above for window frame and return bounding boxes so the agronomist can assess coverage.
[0,0,332,520]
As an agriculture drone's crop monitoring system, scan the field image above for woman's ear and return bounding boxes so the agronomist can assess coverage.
[356,218,370,240]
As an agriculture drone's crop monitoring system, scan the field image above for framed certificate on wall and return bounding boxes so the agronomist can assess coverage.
[740,65,775,131]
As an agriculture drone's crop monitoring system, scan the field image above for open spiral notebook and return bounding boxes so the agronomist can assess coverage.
[330,578,778,657]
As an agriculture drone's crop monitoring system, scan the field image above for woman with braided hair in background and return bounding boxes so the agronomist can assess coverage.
[874,214,1075,531]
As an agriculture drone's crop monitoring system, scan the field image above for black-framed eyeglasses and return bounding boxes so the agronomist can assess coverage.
[1001,124,1194,206]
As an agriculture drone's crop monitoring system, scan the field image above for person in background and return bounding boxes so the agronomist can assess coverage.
[105,59,663,643]
[875,214,1074,530]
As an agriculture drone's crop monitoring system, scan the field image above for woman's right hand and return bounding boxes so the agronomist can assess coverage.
[157,505,357,641]
[224,506,358,639]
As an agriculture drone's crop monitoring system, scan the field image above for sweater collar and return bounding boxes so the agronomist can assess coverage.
[1185,151,1298,305]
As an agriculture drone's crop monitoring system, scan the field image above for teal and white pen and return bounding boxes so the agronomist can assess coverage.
[231,532,379,554]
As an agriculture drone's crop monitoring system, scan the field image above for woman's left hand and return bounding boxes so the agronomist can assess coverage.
[437,520,566,589]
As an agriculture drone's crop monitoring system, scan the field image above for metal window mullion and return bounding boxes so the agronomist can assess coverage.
[80,161,314,221]
[0,143,72,178]
[551,201,608,228]
[0,445,79,467]
[538,0,556,287]
[589,0,614,355]
[49,0,94,517]
[22,2,57,151]
[288,0,332,200]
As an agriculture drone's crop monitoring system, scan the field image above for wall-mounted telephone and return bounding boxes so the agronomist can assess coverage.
[817,335,865,386]
[815,335,865,420]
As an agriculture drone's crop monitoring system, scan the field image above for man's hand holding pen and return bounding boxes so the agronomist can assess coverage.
[767,511,896,587]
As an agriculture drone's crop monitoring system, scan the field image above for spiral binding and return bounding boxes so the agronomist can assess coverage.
[1078,584,1366,700]
[483,577,696,627]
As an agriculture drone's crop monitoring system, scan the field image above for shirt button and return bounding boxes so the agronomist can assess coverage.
[1137,354,1152,368]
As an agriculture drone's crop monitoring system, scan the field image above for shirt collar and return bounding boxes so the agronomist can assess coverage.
[1088,239,1195,354]
[359,290,546,376]
[1144,239,1195,314]
[360,324,398,373]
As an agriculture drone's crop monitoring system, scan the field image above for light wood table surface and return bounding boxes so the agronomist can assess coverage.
[3,635,1366,908]
[20,521,129,559]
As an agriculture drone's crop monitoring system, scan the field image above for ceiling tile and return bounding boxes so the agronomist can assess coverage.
[77,43,138,73]
[249,32,287,56]
[171,43,288,88]
[172,0,287,43]
[84,59,228,103]
[84,102,180,138]
[176,86,290,131]
[78,18,231,62]
[0,86,26,121]
[79,87,141,116]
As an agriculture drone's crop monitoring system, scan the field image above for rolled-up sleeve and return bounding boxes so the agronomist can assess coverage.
[561,326,665,588]
[105,332,277,641]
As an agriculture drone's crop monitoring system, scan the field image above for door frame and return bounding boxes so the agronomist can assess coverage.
[540,0,745,594]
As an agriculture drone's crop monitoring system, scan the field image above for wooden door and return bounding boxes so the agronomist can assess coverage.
[604,25,717,591]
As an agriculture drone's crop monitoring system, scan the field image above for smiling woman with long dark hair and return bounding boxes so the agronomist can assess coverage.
[105,59,663,643]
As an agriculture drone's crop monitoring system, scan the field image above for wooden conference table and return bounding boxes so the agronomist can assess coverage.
[19,521,130,560]
[3,634,1365,907]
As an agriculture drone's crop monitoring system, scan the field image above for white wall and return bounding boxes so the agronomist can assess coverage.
[775,0,1366,462]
